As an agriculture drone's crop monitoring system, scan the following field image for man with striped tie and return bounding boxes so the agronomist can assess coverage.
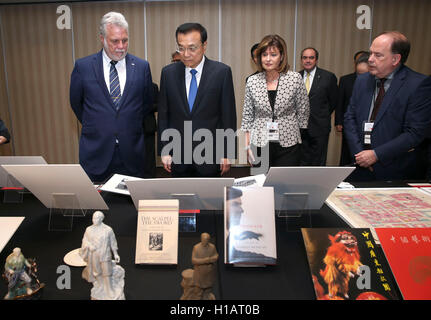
[70,12,153,182]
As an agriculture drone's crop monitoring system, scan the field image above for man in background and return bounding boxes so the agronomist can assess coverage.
[299,47,338,166]
[245,42,259,83]
[335,51,369,165]
[171,51,181,63]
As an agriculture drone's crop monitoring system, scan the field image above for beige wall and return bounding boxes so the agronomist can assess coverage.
[72,2,148,60]
[0,4,76,162]
[0,0,430,165]
[0,17,12,156]
[372,0,431,74]
[296,0,373,165]
[147,0,219,85]
[222,0,296,163]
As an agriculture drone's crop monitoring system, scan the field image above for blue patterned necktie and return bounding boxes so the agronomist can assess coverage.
[188,69,197,111]
[110,60,121,110]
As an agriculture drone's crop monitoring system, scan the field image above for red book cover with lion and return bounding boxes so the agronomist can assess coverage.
[375,228,431,300]
[301,228,400,300]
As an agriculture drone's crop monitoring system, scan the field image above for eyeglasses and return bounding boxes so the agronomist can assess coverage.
[176,44,202,54]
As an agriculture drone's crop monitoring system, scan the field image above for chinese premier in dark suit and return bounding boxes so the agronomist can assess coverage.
[158,23,237,177]
[70,12,153,182]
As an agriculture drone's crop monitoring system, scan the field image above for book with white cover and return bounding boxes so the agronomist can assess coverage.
[224,186,277,266]
[135,199,179,264]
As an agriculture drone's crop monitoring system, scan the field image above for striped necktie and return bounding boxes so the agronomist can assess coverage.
[110,60,121,109]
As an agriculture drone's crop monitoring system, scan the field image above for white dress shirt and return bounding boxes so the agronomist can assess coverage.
[303,67,317,90]
[102,49,126,95]
[185,55,205,99]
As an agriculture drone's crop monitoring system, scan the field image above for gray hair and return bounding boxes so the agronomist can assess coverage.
[99,12,129,37]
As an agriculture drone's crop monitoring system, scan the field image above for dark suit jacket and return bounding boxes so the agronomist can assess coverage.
[424,78,431,143]
[344,66,430,180]
[70,50,153,177]
[411,76,431,180]
[335,72,356,126]
[0,118,10,143]
[157,57,237,176]
[143,83,159,135]
[336,72,357,165]
[299,67,338,137]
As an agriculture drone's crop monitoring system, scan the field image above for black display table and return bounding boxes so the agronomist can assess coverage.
[0,180,411,300]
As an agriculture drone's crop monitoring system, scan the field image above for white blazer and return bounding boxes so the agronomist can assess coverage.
[241,71,310,148]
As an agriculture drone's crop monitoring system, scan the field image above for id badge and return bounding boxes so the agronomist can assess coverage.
[363,122,374,145]
[267,122,279,141]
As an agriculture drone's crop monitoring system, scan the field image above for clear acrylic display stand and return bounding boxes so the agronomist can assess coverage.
[276,192,312,230]
[2,173,24,203]
[169,193,200,232]
[48,193,87,231]
[169,193,203,210]
[126,177,234,211]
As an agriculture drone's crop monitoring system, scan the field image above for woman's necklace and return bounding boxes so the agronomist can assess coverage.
[266,73,279,84]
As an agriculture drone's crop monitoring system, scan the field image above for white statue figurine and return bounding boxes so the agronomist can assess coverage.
[79,211,125,300]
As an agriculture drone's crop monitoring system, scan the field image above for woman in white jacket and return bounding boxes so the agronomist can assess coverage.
[241,34,310,168]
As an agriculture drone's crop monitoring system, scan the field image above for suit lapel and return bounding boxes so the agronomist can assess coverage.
[118,54,135,109]
[190,57,212,115]
[93,50,116,110]
[192,56,219,114]
[362,75,376,120]
[308,68,321,98]
[374,66,406,125]
[176,62,189,114]
[300,68,319,97]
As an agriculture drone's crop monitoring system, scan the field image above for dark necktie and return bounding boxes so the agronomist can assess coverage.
[370,78,386,121]
[110,60,121,110]
[188,69,197,111]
